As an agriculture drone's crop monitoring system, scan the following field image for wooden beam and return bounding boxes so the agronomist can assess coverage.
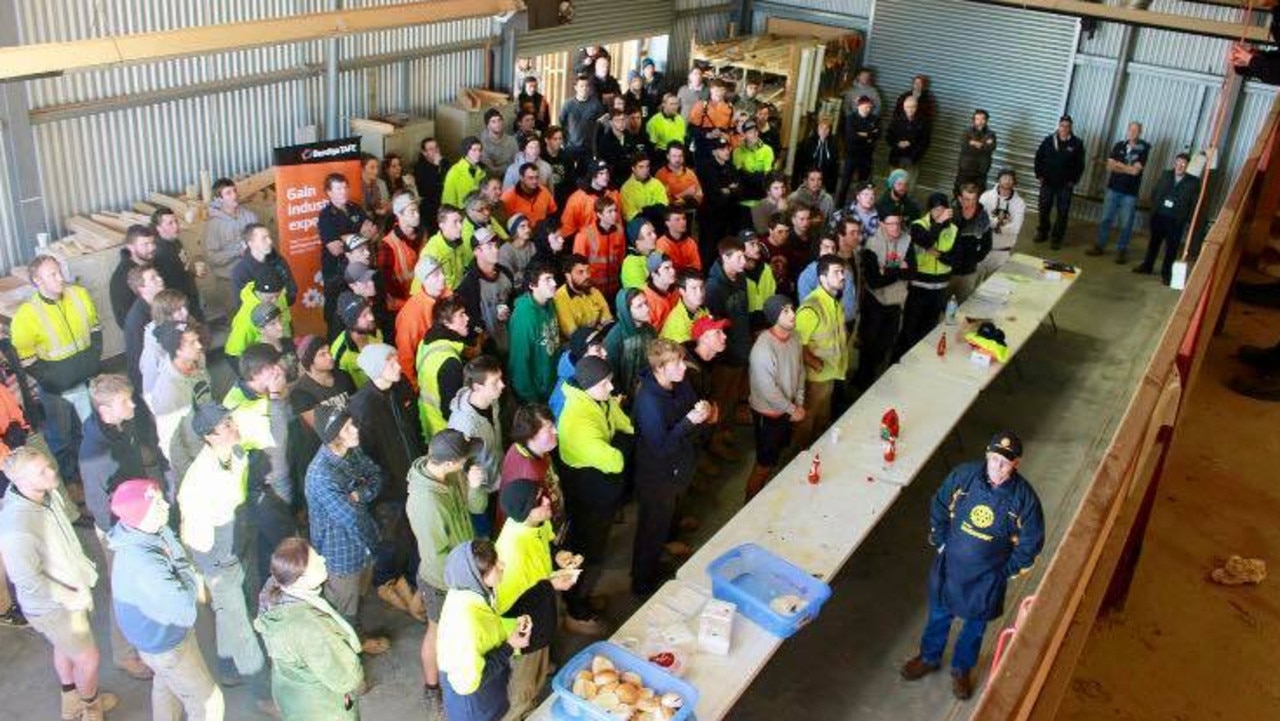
[0,0,517,82]
[959,0,1272,42]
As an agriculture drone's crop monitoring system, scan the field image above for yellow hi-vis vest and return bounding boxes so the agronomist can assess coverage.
[797,287,849,383]
[416,337,463,441]
[12,286,97,362]
[911,216,957,284]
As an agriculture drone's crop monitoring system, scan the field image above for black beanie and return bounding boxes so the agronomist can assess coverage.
[574,355,613,391]
[500,479,541,523]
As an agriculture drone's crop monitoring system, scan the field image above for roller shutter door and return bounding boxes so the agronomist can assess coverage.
[866,0,1079,202]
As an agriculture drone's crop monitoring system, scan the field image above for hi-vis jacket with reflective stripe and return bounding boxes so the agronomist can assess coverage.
[11,285,102,393]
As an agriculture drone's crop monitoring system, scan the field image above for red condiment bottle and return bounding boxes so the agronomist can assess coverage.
[807,453,822,485]
[884,439,897,464]
[936,332,947,357]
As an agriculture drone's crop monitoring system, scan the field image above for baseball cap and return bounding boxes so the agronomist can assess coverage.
[987,431,1023,461]
[414,254,443,283]
[251,302,282,329]
[691,316,730,341]
[191,402,231,437]
[315,405,352,444]
[472,227,498,247]
[251,265,284,295]
[343,233,369,252]
[344,262,376,284]
[646,252,670,275]
[741,119,758,132]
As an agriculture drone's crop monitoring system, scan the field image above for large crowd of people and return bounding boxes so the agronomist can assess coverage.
[0,36,1232,721]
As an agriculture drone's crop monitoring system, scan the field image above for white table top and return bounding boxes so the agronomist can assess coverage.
[530,254,1079,721]
[898,254,1079,390]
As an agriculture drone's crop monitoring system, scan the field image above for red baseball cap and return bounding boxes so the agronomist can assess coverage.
[691,316,730,341]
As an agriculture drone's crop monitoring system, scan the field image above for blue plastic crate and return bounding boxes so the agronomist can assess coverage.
[550,641,698,721]
[705,543,832,638]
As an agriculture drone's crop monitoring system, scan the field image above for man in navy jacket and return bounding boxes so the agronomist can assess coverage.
[901,431,1045,700]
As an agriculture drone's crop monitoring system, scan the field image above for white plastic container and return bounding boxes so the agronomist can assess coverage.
[698,598,736,655]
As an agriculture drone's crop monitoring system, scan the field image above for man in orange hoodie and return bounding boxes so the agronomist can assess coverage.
[394,255,452,390]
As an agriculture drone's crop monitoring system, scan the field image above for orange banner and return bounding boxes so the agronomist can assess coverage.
[273,138,364,337]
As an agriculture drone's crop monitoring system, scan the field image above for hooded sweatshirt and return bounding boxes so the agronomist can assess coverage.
[79,410,164,532]
[603,288,657,400]
[203,199,260,279]
[254,591,363,721]
[547,350,576,419]
[406,457,488,590]
[557,384,634,476]
[705,260,751,366]
[439,542,515,710]
[0,486,97,618]
[108,523,199,654]
[446,388,505,494]
[507,293,561,404]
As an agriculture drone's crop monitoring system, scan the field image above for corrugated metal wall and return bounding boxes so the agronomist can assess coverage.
[12,0,494,240]
[670,0,735,78]
[866,0,1079,201]
[0,129,16,271]
[752,0,873,32]
[518,0,675,56]
[1067,0,1274,224]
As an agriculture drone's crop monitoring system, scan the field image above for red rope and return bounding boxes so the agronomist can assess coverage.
[1180,0,1257,262]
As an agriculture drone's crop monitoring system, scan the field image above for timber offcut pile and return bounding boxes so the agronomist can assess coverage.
[47,166,276,258]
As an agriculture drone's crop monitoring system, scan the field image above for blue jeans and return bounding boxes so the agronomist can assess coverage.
[920,595,989,673]
[1096,188,1139,252]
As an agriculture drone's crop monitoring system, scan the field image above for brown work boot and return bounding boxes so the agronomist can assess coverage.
[116,656,154,680]
[743,464,774,503]
[60,689,82,721]
[377,580,411,613]
[361,635,391,656]
[900,655,940,681]
[662,541,693,558]
[952,670,974,700]
[79,692,118,721]
[406,586,427,623]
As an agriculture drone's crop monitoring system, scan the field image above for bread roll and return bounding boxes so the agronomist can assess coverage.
[576,670,594,683]
[573,678,597,699]
[621,671,643,687]
[592,655,616,674]
[636,697,659,712]
[594,670,619,686]
[616,682,641,704]
[660,692,684,709]
[639,687,655,700]
[593,691,620,711]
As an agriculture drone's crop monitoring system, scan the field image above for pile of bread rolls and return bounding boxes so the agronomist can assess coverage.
[570,655,685,720]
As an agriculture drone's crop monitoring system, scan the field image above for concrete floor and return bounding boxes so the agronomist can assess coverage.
[1056,293,1280,721]
[0,216,1183,720]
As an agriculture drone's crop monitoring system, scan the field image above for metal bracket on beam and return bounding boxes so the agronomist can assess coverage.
[958,0,1271,42]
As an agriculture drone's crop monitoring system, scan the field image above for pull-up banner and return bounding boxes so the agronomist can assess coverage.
[273,137,364,336]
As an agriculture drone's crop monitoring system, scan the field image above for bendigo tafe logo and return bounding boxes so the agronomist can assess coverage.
[301,143,360,162]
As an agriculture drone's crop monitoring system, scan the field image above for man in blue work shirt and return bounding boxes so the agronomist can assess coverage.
[901,431,1045,700]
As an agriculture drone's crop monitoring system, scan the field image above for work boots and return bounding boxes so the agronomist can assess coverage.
[952,670,974,700]
[76,692,117,721]
[743,464,774,504]
[899,655,941,681]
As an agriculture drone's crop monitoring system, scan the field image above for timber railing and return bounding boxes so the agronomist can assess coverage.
[971,93,1280,721]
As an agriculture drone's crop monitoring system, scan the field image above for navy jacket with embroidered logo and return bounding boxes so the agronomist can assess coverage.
[927,460,1044,621]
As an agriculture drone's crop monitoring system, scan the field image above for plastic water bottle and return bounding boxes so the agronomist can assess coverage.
[945,295,958,325]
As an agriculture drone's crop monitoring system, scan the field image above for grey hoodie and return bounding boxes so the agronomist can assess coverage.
[0,487,97,617]
[203,199,259,279]
[445,388,504,493]
[406,457,487,590]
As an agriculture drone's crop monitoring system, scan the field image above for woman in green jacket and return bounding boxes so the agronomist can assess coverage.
[255,538,364,721]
